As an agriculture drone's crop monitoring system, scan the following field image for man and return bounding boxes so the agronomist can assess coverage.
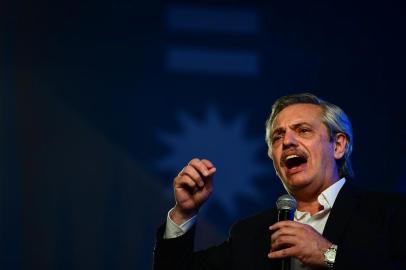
[153,93,405,270]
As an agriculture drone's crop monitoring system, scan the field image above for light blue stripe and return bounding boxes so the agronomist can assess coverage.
[166,47,259,76]
[166,6,259,34]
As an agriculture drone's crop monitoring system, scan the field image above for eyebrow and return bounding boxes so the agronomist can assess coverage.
[271,127,285,136]
[271,122,312,135]
[291,122,312,129]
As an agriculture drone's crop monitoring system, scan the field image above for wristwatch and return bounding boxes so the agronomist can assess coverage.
[323,244,337,268]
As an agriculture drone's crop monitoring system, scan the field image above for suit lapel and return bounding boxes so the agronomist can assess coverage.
[322,183,358,244]
[253,209,280,270]
[251,183,358,270]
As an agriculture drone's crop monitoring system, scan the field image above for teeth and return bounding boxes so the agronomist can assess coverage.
[286,155,299,160]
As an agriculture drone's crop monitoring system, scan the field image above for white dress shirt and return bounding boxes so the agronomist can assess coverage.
[164,209,197,239]
[164,178,346,269]
[290,178,345,270]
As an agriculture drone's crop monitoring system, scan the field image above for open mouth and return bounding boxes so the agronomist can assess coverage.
[282,153,308,172]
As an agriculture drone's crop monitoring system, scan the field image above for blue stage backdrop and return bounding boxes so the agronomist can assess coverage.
[3,0,406,270]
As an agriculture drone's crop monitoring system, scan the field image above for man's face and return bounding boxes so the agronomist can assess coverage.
[269,104,342,195]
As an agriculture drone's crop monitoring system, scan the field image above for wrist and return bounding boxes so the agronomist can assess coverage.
[170,206,198,225]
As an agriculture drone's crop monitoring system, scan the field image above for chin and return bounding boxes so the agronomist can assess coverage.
[284,173,311,190]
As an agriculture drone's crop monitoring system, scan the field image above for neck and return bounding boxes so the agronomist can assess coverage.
[290,174,341,215]
[296,200,324,215]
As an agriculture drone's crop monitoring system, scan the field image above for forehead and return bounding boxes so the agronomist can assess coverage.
[272,103,323,129]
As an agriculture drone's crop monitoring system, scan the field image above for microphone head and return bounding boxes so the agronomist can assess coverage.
[276,194,297,211]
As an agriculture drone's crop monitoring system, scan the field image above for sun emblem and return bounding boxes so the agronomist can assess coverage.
[156,106,269,217]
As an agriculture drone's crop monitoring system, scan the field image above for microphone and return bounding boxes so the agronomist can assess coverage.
[276,194,297,222]
[276,194,297,270]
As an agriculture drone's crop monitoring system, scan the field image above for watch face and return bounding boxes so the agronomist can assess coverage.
[325,249,336,262]
[324,245,337,267]
[326,251,335,261]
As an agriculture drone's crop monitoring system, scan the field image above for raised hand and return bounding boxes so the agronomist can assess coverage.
[170,158,216,225]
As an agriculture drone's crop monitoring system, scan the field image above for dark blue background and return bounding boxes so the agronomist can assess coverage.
[2,0,406,269]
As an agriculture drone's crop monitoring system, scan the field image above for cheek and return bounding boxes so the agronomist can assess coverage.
[269,147,278,161]
[307,144,324,167]
[271,155,278,168]
[270,153,283,173]
[316,143,335,164]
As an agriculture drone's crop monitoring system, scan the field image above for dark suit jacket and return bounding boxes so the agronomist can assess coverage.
[153,184,406,270]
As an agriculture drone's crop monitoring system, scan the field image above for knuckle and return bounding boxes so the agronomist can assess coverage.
[174,175,182,183]
[178,175,192,185]
[177,168,185,176]
[182,167,191,175]
[201,159,212,165]
[188,178,197,187]
[184,166,197,177]
[189,158,200,165]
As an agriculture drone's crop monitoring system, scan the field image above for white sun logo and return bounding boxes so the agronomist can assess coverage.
[156,107,270,217]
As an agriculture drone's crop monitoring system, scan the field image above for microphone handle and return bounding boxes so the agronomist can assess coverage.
[278,209,294,222]
[277,209,294,270]
[281,258,290,270]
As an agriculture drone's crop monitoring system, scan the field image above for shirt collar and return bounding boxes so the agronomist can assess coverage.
[318,177,346,210]
[295,177,346,218]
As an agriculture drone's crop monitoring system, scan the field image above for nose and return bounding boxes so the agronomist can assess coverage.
[282,130,298,149]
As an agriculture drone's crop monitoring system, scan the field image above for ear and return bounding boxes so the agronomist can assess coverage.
[333,133,347,160]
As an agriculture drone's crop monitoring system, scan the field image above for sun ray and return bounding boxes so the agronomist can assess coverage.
[156,107,269,216]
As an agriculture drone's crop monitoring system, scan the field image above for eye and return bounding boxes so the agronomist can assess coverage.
[272,135,281,142]
[297,127,312,136]
[272,133,283,143]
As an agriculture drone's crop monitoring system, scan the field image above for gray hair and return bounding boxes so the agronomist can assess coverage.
[265,93,354,179]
